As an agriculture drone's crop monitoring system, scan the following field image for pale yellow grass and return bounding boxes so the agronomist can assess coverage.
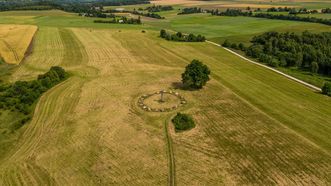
[0,24,37,64]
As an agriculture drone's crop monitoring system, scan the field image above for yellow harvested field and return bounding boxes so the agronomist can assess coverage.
[0,24,37,64]
[1,28,330,185]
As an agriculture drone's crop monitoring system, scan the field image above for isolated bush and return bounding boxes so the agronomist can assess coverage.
[160,29,167,38]
[172,112,195,131]
[322,82,331,96]
[182,59,210,89]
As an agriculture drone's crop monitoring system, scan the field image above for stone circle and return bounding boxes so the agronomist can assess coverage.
[138,90,186,112]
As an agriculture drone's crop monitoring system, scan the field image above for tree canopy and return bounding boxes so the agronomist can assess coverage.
[160,30,205,42]
[243,31,331,75]
[0,66,68,125]
[322,82,331,96]
[172,112,195,131]
[182,59,211,89]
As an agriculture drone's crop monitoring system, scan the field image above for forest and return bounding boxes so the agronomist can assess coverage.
[242,31,331,76]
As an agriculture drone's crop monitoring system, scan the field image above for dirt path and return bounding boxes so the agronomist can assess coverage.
[165,118,176,186]
[206,40,321,92]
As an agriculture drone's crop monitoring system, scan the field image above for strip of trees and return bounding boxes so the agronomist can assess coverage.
[322,8,331,14]
[79,11,115,18]
[253,13,331,26]
[145,5,173,12]
[0,0,149,12]
[0,66,68,124]
[266,7,318,14]
[211,8,331,26]
[160,29,205,42]
[131,10,164,19]
[105,9,164,19]
[267,7,294,12]
[94,16,142,24]
[178,7,203,15]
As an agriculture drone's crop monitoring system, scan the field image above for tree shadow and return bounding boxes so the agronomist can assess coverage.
[171,82,198,91]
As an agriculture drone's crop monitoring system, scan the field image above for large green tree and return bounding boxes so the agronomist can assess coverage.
[182,59,210,89]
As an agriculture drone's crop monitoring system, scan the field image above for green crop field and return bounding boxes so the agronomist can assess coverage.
[0,1,331,185]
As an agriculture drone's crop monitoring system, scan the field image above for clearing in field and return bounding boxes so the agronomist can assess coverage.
[0,24,37,64]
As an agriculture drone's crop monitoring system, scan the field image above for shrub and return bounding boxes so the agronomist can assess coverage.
[172,113,195,131]
[322,82,331,96]
[231,43,238,49]
[182,59,211,89]
[222,40,231,47]
[238,43,245,51]
[268,58,279,67]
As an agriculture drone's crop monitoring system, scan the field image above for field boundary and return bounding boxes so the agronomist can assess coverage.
[206,40,321,92]
[21,27,38,64]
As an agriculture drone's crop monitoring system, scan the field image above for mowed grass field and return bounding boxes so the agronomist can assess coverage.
[0,24,37,64]
[147,13,331,44]
[0,10,330,185]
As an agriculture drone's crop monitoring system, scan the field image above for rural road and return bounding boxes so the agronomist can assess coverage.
[206,40,322,92]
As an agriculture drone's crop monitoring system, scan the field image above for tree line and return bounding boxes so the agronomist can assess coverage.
[160,29,206,42]
[266,7,318,14]
[78,9,115,18]
[211,8,331,26]
[0,66,68,124]
[105,9,164,19]
[131,10,164,19]
[178,7,203,15]
[322,8,331,14]
[0,0,149,13]
[94,16,142,24]
[145,5,173,12]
